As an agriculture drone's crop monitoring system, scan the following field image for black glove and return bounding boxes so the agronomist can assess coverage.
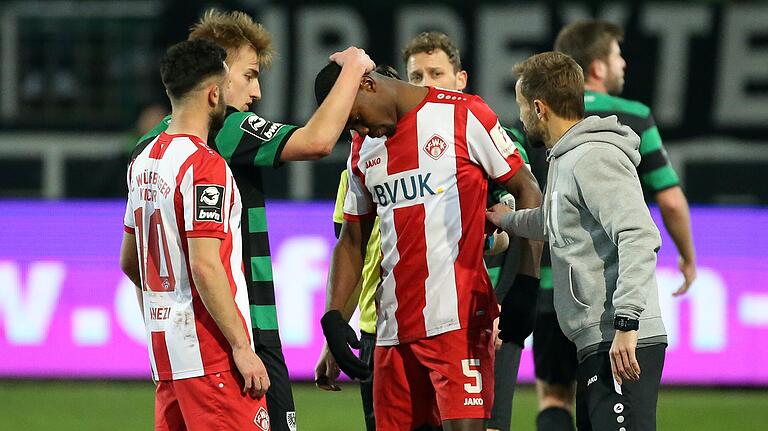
[499,274,540,347]
[320,310,371,380]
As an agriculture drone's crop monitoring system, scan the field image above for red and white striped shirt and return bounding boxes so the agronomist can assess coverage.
[344,87,524,346]
[123,132,251,381]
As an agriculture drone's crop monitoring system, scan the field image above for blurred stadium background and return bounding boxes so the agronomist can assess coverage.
[1,0,767,430]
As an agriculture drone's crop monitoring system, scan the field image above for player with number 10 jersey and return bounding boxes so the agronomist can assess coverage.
[124,132,251,381]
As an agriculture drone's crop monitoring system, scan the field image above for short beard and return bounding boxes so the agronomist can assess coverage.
[524,112,548,148]
[605,73,624,96]
[209,100,226,131]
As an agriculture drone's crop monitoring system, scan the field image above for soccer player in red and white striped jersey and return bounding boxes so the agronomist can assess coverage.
[119,39,272,431]
[316,64,542,431]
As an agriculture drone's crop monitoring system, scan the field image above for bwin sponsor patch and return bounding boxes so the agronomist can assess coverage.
[194,185,224,222]
[240,114,284,141]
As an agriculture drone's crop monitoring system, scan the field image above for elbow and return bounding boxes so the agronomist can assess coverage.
[312,143,334,159]
[657,187,689,217]
[522,182,542,208]
[119,257,133,278]
[189,258,217,285]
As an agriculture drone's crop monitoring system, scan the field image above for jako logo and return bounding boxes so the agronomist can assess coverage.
[365,157,381,168]
[463,398,484,406]
[372,173,435,206]
[587,375,597,386]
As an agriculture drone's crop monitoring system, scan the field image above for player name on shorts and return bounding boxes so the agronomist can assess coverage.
[149,306,171,320]
[371,173,436,206]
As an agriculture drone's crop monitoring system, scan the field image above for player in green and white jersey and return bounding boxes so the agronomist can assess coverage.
[134,10,374,431]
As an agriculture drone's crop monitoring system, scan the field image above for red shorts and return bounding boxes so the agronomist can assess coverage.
[155,368,271,431]
[373,326,495,430]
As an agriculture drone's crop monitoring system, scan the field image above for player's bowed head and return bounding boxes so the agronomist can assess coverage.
[315,62,430,140]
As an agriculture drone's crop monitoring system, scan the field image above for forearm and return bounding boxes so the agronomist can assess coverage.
[294,63,368,159]
[134,286,145,319]
[327,240,365,313]
[192,261,251,350]
[503,171,543,277]
[340,281,363,322]
[499,208,547,241]
[657,188,695,264]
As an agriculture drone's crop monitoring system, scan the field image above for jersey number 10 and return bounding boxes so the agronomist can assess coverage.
[134,208,176,292]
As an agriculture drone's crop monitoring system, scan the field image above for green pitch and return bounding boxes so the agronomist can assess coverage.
[0,381,766,430]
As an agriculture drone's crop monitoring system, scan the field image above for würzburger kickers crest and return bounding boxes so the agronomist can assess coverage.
[424,134,448,160]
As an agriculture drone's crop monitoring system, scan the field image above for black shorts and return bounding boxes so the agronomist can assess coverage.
[576,344,666,431]
[533,292,578,386]
[359,331,376,431]
[255,344,297,431]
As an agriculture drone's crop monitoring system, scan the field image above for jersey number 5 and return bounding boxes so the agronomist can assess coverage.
[134,208,176,292]
[462,359,482,394]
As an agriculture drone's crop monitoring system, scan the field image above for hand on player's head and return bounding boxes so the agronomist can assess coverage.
[329,46,375,74]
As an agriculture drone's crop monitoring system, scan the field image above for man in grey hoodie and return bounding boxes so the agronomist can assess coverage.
[486,52,667,431]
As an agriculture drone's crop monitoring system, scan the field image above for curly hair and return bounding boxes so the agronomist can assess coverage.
[160,39,227,101]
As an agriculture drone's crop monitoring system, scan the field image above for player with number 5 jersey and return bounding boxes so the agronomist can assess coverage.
[315,63,542,431]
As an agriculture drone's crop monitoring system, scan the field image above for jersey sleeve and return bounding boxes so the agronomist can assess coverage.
[502,125,529,164]
[179,152,233,239]
[333,170,350,225]
[466,98,524,183]
[123,161,136,234]
[343,155,375,221]
[123,201,135,234]
[213,110,299,169]
[636,112,680,193]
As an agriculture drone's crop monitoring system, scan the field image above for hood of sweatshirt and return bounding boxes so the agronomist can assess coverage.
[547,115,641,167]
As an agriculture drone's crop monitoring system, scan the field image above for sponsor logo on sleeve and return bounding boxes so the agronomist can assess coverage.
[240,114,285,141]
[490,123,517,158]
[194,185,224,223]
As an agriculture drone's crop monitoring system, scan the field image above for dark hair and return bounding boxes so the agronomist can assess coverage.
[374,64,401,80]
[160,39,227,101]
[554,20,624,73]
[402,31,461,72]
[512,52,585,120]
[314,62,343,106]
[314,63,400,106]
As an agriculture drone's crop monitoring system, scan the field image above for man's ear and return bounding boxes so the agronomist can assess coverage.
[360,74,376,93]
[456,70,468,91]
[589,59,607,82]
[533,99,546,119]
[208,83,220,108]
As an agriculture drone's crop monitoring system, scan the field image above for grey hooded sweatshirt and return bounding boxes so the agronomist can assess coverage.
[500,115,667,360]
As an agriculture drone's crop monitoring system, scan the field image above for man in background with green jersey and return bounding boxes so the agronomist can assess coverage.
[133,10,374,431]
[511,20,696,431]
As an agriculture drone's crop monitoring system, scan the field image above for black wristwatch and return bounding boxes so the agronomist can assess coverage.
[614,316,639,331]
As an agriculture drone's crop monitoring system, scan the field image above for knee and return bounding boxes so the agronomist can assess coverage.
[537,382,576,411]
